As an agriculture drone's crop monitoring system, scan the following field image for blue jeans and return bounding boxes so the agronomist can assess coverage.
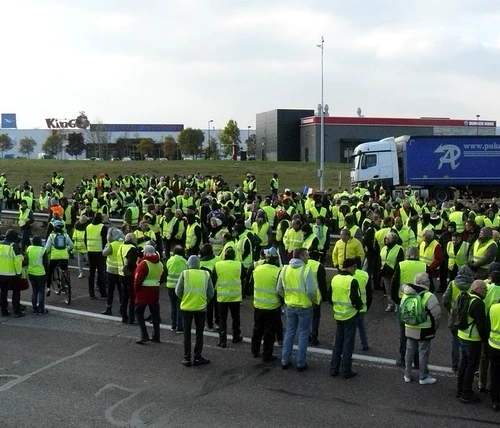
[167,287,183,330]
[330,314,358,375]
[357,312,368,349]
[458,339,481,398]
[451,330,460,369]
[281,306,313,368]
[29,274,46,312]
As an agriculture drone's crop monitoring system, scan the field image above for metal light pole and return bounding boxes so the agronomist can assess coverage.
[476,114,480,136]
[317,36,325,191]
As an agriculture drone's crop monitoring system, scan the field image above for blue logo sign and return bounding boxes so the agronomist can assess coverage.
[1,113,17,129]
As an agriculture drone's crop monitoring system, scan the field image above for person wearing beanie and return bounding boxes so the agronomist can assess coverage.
[101,228,125,316]
[134,245,166,344]
[0,230,24,317]
[176,255,214,367]
[330,258,363,379]
[443,265,474,371]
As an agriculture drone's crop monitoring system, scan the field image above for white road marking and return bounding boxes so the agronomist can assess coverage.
[16,300,453,374]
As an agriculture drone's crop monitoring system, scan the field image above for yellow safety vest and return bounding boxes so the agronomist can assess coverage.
[215,260,242,303]
[144,213,160,234]
[375,227,392,250]
[419,240,438,266]
[165,254,188,289]
[161,216,177,239]
[458,294,482,341]
[0,243,21,276]
[280,265,313,308]
[18,208,30,227]
[86,224,104,252]
[26,245,45,276]
[106,240,123,272]
[126,206,140,226]
[449,211,465,233]
[447,241,469,271]
[180,269,209,311]
[396,226,416,249]
[237,232,253,268]
[117,243,134,276]
[353,269,369,313]
[251,222,269,246]
[331,274,358,321]
[185,222,200,250]
[449,280,471,303]
[252,263,281,310]
[484,284,500,314]
[380,244,402,270]
[473,239,497,269]
[49,233,69,260]
[72,229,87,253]
[488,303,500,349]
[284,228,304,251]
[142,260,163,287]
[398,260,427,298]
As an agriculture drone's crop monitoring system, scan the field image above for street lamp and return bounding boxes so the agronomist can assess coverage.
[208,119,214,149]
[476,114,480,136]
[317,36,325,191]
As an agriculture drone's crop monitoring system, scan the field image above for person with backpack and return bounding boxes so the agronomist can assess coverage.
[400,272,441,385]
[443,265,474,371]
[44,220,74,294]
[456,280,488,403]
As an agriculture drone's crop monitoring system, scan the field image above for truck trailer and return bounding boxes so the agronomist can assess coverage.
[350,135,500,202]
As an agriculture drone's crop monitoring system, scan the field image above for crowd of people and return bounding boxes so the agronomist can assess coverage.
[1,170,500,411]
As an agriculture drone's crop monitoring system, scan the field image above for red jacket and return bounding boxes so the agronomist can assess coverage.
[134,254,166,306]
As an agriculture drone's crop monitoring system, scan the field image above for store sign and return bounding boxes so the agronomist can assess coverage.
[463,120,496,127]
[46,112,90,129]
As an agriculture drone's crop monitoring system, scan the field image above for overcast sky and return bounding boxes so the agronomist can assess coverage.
[1,0,499,130]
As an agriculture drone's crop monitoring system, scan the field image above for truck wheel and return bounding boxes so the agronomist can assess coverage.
[432,187,451,204]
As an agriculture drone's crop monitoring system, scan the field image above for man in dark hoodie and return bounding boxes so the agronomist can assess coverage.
[118,233,139,324]
[443,265,474,371]
[402,272,441,385]
[457,279,488,403]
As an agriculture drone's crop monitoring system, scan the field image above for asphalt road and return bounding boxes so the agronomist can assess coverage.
[1,263,499,427]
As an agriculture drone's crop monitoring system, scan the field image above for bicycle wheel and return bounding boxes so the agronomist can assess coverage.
[52,267,62,295]
[62,270,71,305]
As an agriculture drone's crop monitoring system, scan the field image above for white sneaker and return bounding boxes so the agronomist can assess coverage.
[404,375,411,383]
[78,273,84,279]
[419,377,437,385]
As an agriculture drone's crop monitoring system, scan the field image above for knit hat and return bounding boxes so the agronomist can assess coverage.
[343,258,357,269]
[455,266,474,291]
[143,245,156,256]
[187,255,200,269]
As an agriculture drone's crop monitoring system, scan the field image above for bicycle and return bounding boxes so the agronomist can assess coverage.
[51,263,72,305]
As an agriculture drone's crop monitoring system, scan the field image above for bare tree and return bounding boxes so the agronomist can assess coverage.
[86,120,111,159]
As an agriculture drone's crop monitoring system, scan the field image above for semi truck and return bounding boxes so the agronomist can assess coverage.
[350,135,500,203]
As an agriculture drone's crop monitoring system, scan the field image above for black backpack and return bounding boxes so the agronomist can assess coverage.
[449,291,472,331]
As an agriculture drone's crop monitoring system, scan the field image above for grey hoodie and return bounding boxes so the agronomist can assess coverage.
[443,265,473,311]
[402,284,441,340]
[277,258,319,306]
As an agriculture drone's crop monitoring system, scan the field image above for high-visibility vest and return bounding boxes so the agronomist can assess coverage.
[309,206,327,219]
[280,265,313,308]
[302,234,317,251]
[175,218,185,240]
[221,240,240,260]
[251,222,269,246]
[283,228,304,251]
[458,294,482,341]
[374,227,392,250]
[396,226,416,249]
[401,291,432,330]
[126,206,140,226]
[86,224,104,252]
[72,229,87,253]
[380,244,402,270]
[134,230,155,248]
[237,232,253,268]
[331,274,358,321]
[26,245,45,276]
[419,240,438,266]
[215,260,242,303]
[449,280,471,303]
[144,213,160,234]
[275,219,290,243]
[165,254,188,289]
[484,284,500,314]
[200,256,221,273]
[142,260,163,287]
[398,260,427,298]
[314,224,329,251]
[161,216,177,239]
[49,233,69,260]
[117,243,134,276]
[0,243,21,276]
[488,303,500,350]
[353,269,369,313]
[447,241,469,271]
[180,269,209,311]
[185,222,200,250]
[449,211,465,233]
[210,229,227,255]
[18,208,31,227]
[253,263,281,310]
[106,240,123,273]
[473,239,497,269]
